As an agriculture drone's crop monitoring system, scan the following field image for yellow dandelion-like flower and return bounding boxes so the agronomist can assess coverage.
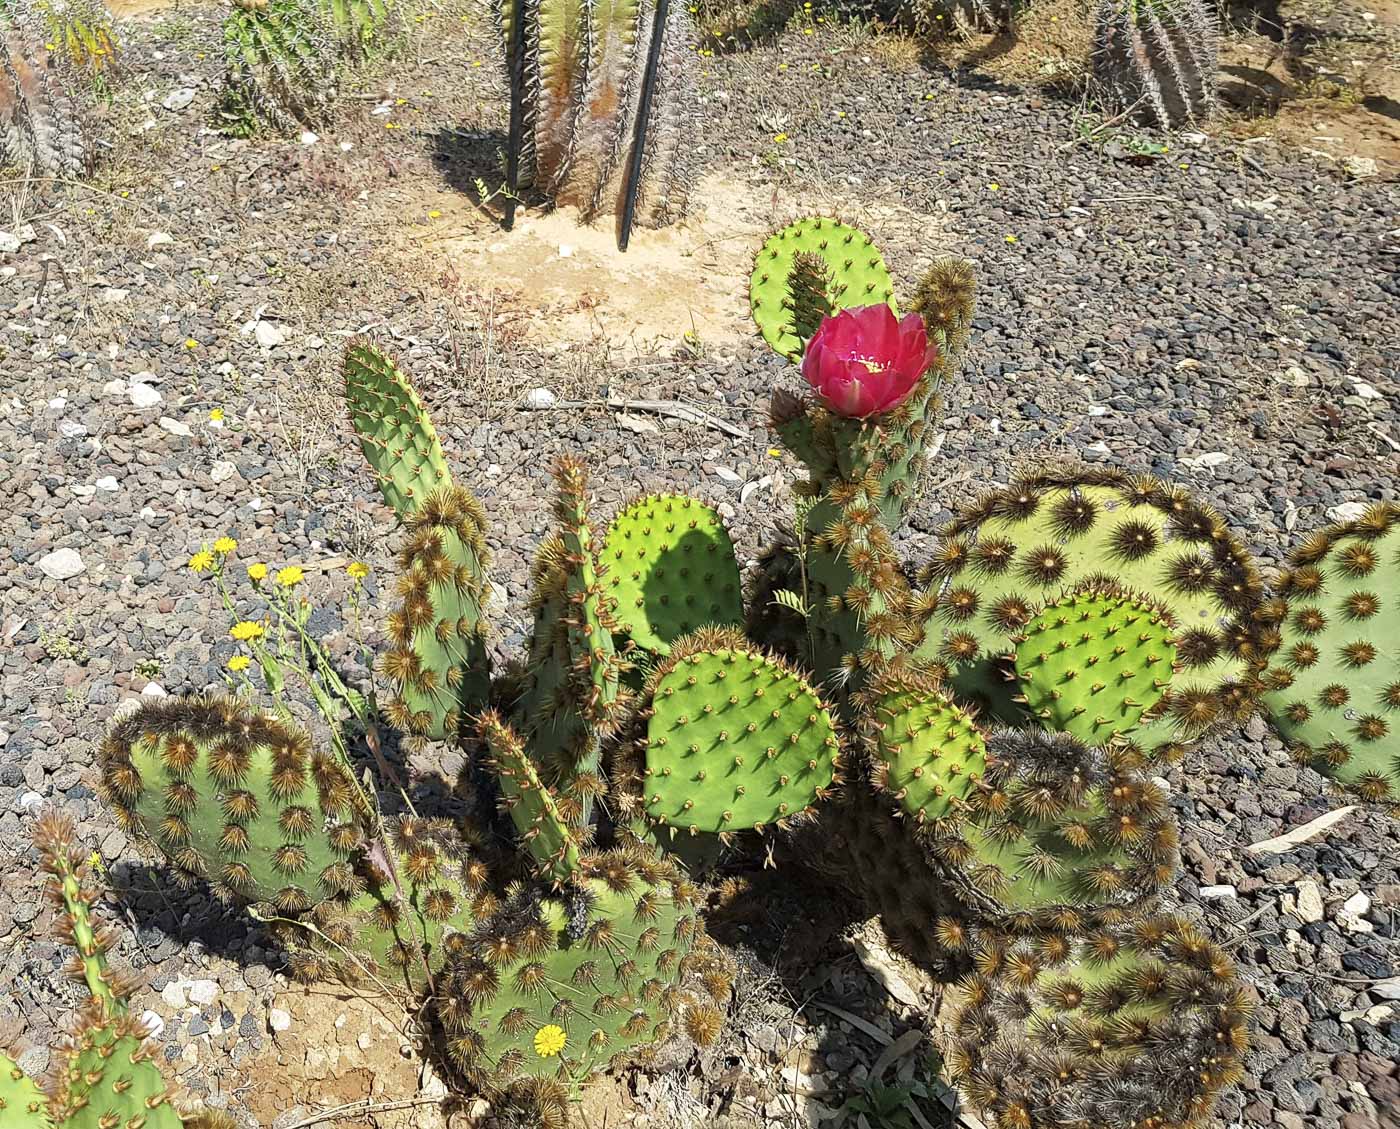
[277,566,305,588]
[428,210,442,219]
[189,550,215,573]
[248,562,268,582]
[230,621,264,642]
[210,407,225,422]
[184,339,199,350]
[1005,235,1018,244]
[213,536,238,555]
[347,562,370,581]
[228,655,251,672]
[773,132,788,144]
[533,1024,566,1058]
[768,448,782,458]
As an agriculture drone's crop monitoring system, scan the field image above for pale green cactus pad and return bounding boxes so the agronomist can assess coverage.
[482,709,583,886]
[50,1022,184,1129]
[601,494,744,655]
[0,1052,49,1129]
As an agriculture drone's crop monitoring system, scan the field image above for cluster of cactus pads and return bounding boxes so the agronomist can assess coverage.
[75,215,1397,1128]
[0,0,116,177]
[1092,0,1219,129]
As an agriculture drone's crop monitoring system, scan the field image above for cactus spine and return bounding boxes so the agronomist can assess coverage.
[1093,0,1219,129]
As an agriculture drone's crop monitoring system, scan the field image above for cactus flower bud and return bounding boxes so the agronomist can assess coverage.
[800,304,934,418]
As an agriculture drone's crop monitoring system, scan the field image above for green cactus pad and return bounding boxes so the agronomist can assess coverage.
[99,696,363,913]
[0,1054,48,1129]
[600,494,744,654]
[751,217,896,361]
[949,915,1250,1129]
[635,629,840,835]
[907,257,976,362]
[384,485,493,746]
[1012,588,1180,746]
[437,847,725,1093]
[51,1020,184,1129]
[1260,502,1400,806]
[916,469,1266,753]
[343,339,453,517]
[858,669,988,824]
[482,710,582,886]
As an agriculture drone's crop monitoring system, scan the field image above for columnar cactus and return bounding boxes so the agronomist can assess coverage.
[217,0,339,136]
[1259,502,1400,806]
[499,0,699,245]
[1093,0,1219,129]
[0,6,92,177]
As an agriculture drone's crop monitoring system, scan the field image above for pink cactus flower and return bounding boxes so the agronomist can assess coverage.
[800,305,934,418]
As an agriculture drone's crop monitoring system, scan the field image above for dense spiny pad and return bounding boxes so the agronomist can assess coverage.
[482,710,582,886]
[750,217,896,361]
[939,729,1177,924]
[50,1016,183,1129]
[1260,502,1400,807]
[343,340,453,518]
[636,630,840,835]
[1013,588,1179,746]
[916,469,1266,753]
[385,485,493,746]
[219,0,338,135]
[600,494,743,655]
[949,915,1250,1129]
[785,252,834,348]
[907,257,976,363]
[0,1052,49,1129]
[436,846,720,1092]
[858,670,987,824]
[1093,0,1218,131]
[98,695,363,911]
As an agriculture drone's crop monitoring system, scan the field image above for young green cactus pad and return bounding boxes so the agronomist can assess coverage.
[857,668,988,824]
[1093,0,1218,130]
[947,914,1250,1129]
[751,217,896,361]
[98,695,365,912]
[1259,502,1400,806]
[0,13,92,177]
[218,0,338,136]
[629,628,841,836]
[436,845,726,1093]
[916,469,1265,753]
[0,1051,48,1128]
[600,494,744,655]
[482,709,583,886]
[49,1014,185,1129]
[343,340,454,518]
[1012,587,1180,746]
[499,0,698,241]
[383,485,494,746]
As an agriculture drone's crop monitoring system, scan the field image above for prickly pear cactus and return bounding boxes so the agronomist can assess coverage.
[916,469,1266,755]
[1093,0,1218,129]
[343,340,453,518]
[947,914,1250,1129]
[629,628,841,837]
[1012,587,1179,746]
[49,1018,185,1129]
[383,485,494,746]
[1260,502,1400,806]
[750,217,896,361]
[600,494,744,655]
[481,709,583,886]
[436,845,726,1094]
[0,1053,48,1129]
[218,0,338,136]
[907,257,976,368]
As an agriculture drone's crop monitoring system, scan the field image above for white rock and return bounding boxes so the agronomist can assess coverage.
[1352,382,1382,400]
[95,476,119,491]
[268,1007,293,1032]
[740,475,772,506]
[524,387,558,409]
[1293,879,1325,923]
[1327,501,1371,523]
[140,1010,166,1039]
[103,379,129,398]
[1280,365,1309,387]
[1343,891,1371,916]
[1371,977,1400,1001]
[161,88,196,112]
[48,396,66,412]
[18,791,45,814]
[102,287,129,303]
[1182,451,1229,469]
[1338,909,1374,935]
[39,548,85,580]
[713,466,742,484]
[146,232,173,250]
[1198,885,1236,900]
[129,382,163,409]
[558,243,575,258]
[0,225,36,254]
[141,682,167,698]
[1343,155,1378,179]
[210,460,238,483]
[186,979,220,1007]
[159,417,193,437]
[71,484,97,498]
[254,320,285,349]
[300,131,319,145]
[161,981,188,1010]
[59,420,88,438]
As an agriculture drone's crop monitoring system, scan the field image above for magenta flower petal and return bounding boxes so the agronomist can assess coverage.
[800,304,933,418]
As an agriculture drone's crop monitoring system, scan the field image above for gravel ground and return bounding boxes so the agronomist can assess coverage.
[1,4,1397,1127]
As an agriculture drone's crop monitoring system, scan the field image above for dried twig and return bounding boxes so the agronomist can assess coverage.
[276,1097,447,1129]
[1245,806,1357,854]
[529,396,750,439]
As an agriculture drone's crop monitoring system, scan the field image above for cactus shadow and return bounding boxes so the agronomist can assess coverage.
[429,126,515,227]
[107,859,268,967]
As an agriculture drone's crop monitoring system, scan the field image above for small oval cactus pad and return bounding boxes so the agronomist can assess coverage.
[750,217,896,361]
[601,494,744,654]
[858,669,988,824]
[1013,588,1179,746]
[638,631,841,833]
[1260,502,1400,806]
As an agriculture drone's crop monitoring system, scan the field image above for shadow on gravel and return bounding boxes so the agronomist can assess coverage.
[430,126,511,227]
[108,859,259,967]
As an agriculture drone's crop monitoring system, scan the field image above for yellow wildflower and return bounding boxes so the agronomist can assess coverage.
[533,1024,566,1058]
[1005,235,1018,244]
[347,562,370,581]
[768,448,782,458]
[184,339,199,350]
[773,132,788,144]
[189,550,215,573]
[429,210,442,219]
[214,537,238,555]
[248,562,268,582]
[277,566,305,587]
[210,407,225,422]
[230,621,264,641]
[228,655,251,672]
